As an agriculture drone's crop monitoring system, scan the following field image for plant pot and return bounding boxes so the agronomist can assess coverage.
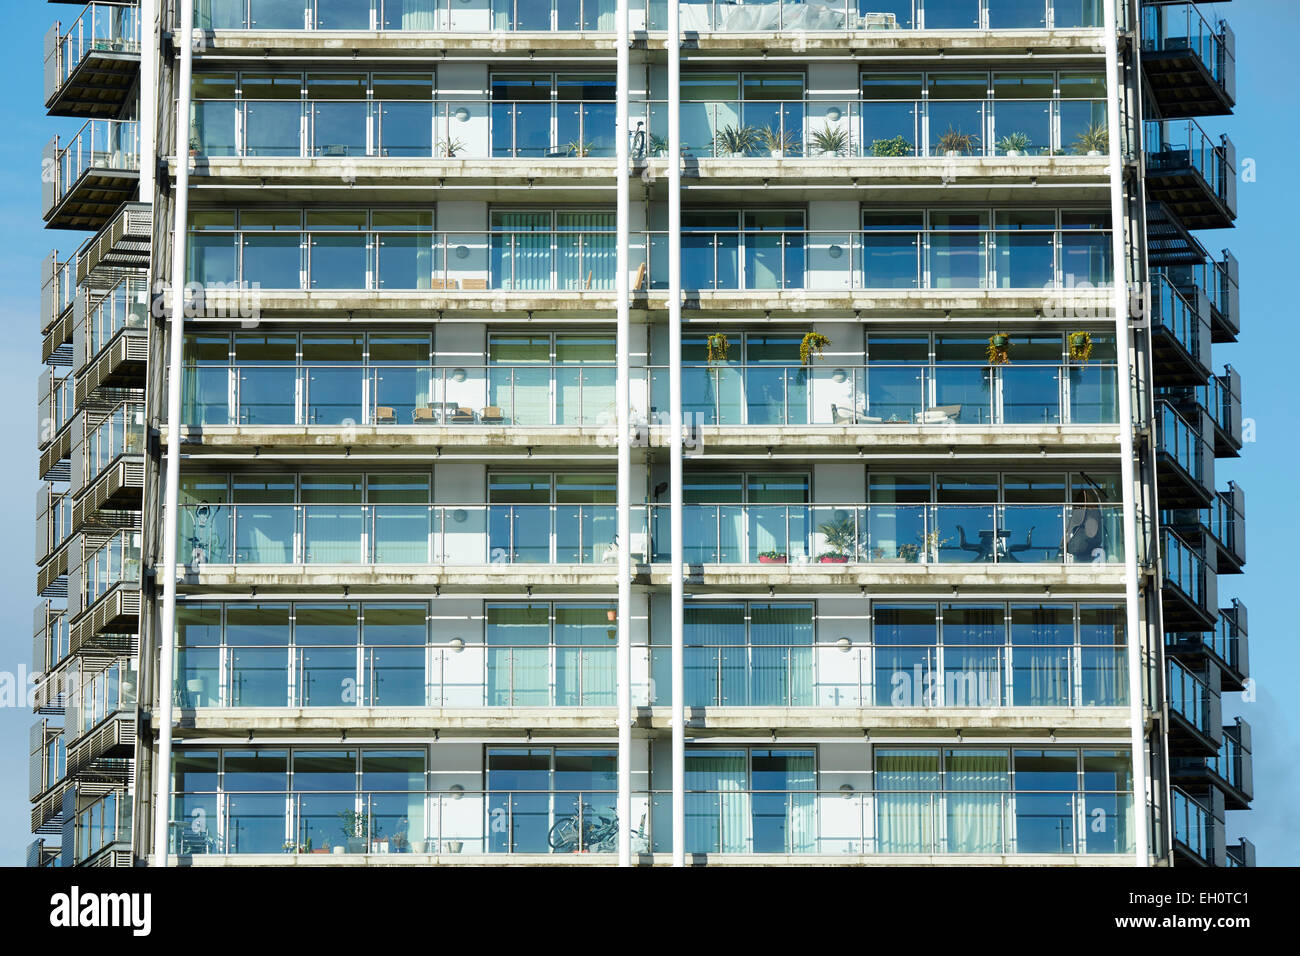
[1087,150,1101,156]
[186,679,204,693]
[946,150,960,157]
[346,837,366,854]
[1005,150,1021,157]
[332,845,345,855]
[990,334,1009,348]
[445,841,463,853]
[819,555,850,564]
[757,555,788,564]
[770,149,783,158]
[606,609,617,622]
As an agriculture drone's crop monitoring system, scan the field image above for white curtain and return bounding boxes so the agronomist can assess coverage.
[945,751,1008,853]
[686,752,748,853]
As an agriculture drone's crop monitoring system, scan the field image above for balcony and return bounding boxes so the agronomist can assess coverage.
[1154,250,1239,344]
[41,253,77,340]
[66,659,137,779]
[190,94,1108,170]
[178,360,1119,433]
[1215,719,1253,809]
[649,502,1124,566]
[1158,370,1241,458]
[189,0,1103,34]
[1167,658,1221,756]
[1140,2,1235,118]
[175,639,1128,712]
[36,485,75,568]
[181,226,1113,315]
[1155,402,1213,508]
[1144,120,1236,230]
[1172,786,1224,866]
[44,3,141,118]
[1226,838,1255,868]
[169,786,1130,860]
[73,790,133,866]
[1216,599,1248,690]
[73,400,145,510]
[42,119,139,231]
[1147,274,1211,386]
[32,602,71,686]
[1160,529,1216,631]
[71,530,142,647]
[74,275,149,400]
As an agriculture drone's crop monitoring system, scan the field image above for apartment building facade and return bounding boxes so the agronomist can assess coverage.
[29,0,1252,866]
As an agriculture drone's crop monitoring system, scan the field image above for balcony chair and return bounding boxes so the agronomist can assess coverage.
[412,406,437,424]
[461,278,488,290]
[480,406,506,424]
[374,406,396,425]
[915,404,962,425]
[633,262,647,291]
[429,278,456,290]
[830,403,883,425]
[449,407,476,424]
[955,525,1009,563]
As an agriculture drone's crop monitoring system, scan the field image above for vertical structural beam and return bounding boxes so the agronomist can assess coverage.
[615,0,632,868]
[153,0,194,868]
[667,0,685,868]
[1104,1,1150,867]
[138,0,155,197]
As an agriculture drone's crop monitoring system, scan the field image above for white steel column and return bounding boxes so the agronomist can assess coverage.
[1104,2,1150,867]
[138,0,156,197]
[152,0,194,868]
[667,0,686,868]
[615,0,632,868]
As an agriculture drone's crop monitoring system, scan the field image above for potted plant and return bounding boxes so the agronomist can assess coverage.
[648,134,669,157]
[564,139,595,158]
[800,331,831,366]
[1072,123,1108,156]
[314,839,331,854]
[437,137,465,158]
[810,123,849,158]
[817,513,858,563]
[987,333,1012,366]
[869,135,912,157]
[282,841,297,854]
[937,126,979,157]
[995,131,1032,157]
[445,840,464,853]
[897,543,921,563]
[1068,330,1093,362]
[338,808,372,854]
[921,530,949,562]
[757,550,788,564]
[758,125,800,158]
[713,124,759,158]
[189,135,201,158]
[706,331,730,365]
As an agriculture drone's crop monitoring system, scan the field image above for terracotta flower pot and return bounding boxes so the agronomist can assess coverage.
[819,555,849,563]
[758,555,788,564]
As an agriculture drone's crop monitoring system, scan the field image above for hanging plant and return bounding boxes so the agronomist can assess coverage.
[706,332,730,365]
[800,331,831,366]
[987,333,1012,366]
[1068,330,1093,362]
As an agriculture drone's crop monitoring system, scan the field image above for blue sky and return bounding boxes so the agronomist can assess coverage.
[0,1,1293,865]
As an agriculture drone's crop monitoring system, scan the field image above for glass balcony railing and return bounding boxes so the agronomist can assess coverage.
[45,119,140,211]
[45,3,141,101]
[47,374,75,438]
[1162,529,1205,609]
[168,787,1131,857]
[660,362,1118,426]
[74,790,132,865]
[1156,402,1207,486]
[185,227,1111,293]
[43,254,77,328]
[190,97,1105,161]
[174,640,1127,709]
[667,98,1105,159]
[650,502,1125,565]
[177,503,646,566]
[190,0,1103,33]
[1149,273,1210,368]
[178,361,1118,429]
[1215,604,1245,676]
[83,400,145,487]
[1172,786,1210,861]
[83,530,142,607]
[1141,2,1234,100]
[181,364,618,427]
[1144,119,1236,217]
[68,659,138,741]
[85,275,149,362]
[1168,658,1214,737]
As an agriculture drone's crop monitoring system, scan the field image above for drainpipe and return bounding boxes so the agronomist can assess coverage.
[152,0,194,867]
[1104,0,1150,867]
[616,0,632,868]
[667,0,685,868]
